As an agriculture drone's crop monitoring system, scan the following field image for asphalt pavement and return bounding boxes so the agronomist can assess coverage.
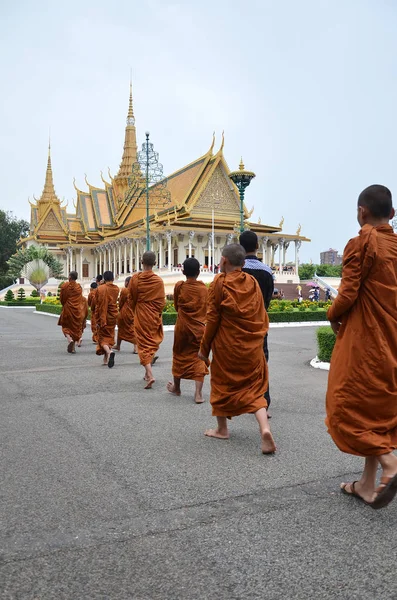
[1,308,396,600]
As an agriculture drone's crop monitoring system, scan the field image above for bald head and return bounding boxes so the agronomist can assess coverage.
[142,251,156,267]
[222,244,246,267]
[69,271,78,281]
[358,185,393,219]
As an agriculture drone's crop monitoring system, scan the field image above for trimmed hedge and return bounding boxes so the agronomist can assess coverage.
[0,300,40,306]
[269,310,328,323]
[36,304,62,315]
[317,326,336,362]
[34,304,328,326]
[162,312,177,325]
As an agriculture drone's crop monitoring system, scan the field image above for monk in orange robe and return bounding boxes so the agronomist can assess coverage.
[113,276,137,354]
[87,282,98,344]
[198,244,276,454]
[58,271,87,353]
[167,258,208,403]
[95,270,119,368]
[326,185,397,509]
[129,251,165,389]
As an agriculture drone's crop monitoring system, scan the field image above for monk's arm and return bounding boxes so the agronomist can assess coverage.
[129,277,138,312]
[118,290,126,312]
[199,284,220,358]
[59,284,68,306]
[327,239,361,322]
[173,282,181,312]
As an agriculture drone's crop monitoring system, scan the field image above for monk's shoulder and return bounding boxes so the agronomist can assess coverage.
[343,235,361,261]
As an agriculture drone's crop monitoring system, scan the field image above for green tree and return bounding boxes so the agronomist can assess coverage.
[0,210,29,290]
[30,289,39,297]
[17,287,26,301]
[298,263,316,280]
[4,289,14,301]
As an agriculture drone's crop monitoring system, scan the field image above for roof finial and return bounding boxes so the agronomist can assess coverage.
[209,131,215,154]
[220,130,225,152]
[127,77,135,126]
[239,157,245,170]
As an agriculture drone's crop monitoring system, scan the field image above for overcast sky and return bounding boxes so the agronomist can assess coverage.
[1,0,396,262]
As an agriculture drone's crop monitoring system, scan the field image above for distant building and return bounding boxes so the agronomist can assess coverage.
[320,248,342,265]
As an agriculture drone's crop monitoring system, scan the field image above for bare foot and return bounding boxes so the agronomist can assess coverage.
[167,381,181,396]
[204,428,229,440]
[77,338,83,348]
[261,431,276,454]
[340,481,375,504]
[103,354,109,365]
[194,395,205,404]
[144,377,155,389]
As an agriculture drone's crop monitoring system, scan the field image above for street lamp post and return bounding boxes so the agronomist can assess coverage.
[145,132,150,251]
[229,158,256,233]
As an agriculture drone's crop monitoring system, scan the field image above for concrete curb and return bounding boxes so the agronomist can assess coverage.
[0,305,36,309]
[310,356,330,371]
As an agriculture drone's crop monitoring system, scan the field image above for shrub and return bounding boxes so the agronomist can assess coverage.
[47,291,52,297]
[17,287,26,301]
[162,312,177,325]
[269,310,328,323]
[43,296,61,305]
[4,289,14,301]
[30,289,39,297]
[317,326,336,362]
[36,303,62,315]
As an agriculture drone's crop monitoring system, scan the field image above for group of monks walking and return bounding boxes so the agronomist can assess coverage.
[58,184,397,509]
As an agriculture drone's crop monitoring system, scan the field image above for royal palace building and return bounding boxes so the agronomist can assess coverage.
[20,85,309,286]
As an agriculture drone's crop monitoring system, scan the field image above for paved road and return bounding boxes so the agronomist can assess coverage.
[1,309,396,600]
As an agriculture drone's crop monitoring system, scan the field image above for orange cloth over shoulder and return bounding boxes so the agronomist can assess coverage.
[326,224,397,456]
[87,288,98,342]
[172,279,209,382]
[200,270,268,418]
[58,281,86,342]
[117,286,136,345]
[95,281,119,355]
[129,271,165,365]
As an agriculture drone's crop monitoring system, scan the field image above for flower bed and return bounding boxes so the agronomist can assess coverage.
[316,326,336,362]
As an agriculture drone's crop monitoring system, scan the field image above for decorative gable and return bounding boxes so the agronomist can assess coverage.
[191,165,241,219]
[39,209,65,234]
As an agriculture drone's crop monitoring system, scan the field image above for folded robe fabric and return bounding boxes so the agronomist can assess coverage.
[95,281,119,355]
[172,279,209,382]
[58,280,87,342]
[326,224,397,456]
[87,288,98,342]
[117,286,136,345]
[200,270,268,418]
[129,271,165,366]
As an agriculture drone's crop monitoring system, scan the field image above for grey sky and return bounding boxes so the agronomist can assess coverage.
[1,0,396,263]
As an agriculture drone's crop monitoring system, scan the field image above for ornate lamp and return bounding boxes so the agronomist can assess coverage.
[229,158,256,233]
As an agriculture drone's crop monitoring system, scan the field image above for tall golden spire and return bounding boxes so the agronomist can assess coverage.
[39,139,60,204]
[116,80,138,181]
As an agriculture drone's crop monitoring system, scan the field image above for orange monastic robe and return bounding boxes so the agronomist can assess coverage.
[95,281,119,355]
[58,281,87,342]
[129,271,165,366]
[200,270,268,418]
[172,279,209,382]
[117,287,136,345]
[326,224,397,456]
[87,288,98,343]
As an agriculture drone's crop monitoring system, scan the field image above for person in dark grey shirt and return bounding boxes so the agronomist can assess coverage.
[240,230,274,410]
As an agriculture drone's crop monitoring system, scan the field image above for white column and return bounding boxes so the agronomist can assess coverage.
[107,247,111,272]
[117,243,121,275]
[113,245,117,275]
[167,232,172,271]
[279,239,284,274]
[79,248,83,280]
[65,250,69,275]
[129,240,133,273]
[262,237,268,265]
[188,231,195,258]
[208,234,212,269]
[123,240,127,274]
[70,248,74,271]
[94,251,98,277]
[135,239,140,271]
[295,240,301,275]
[158,236,163,269]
